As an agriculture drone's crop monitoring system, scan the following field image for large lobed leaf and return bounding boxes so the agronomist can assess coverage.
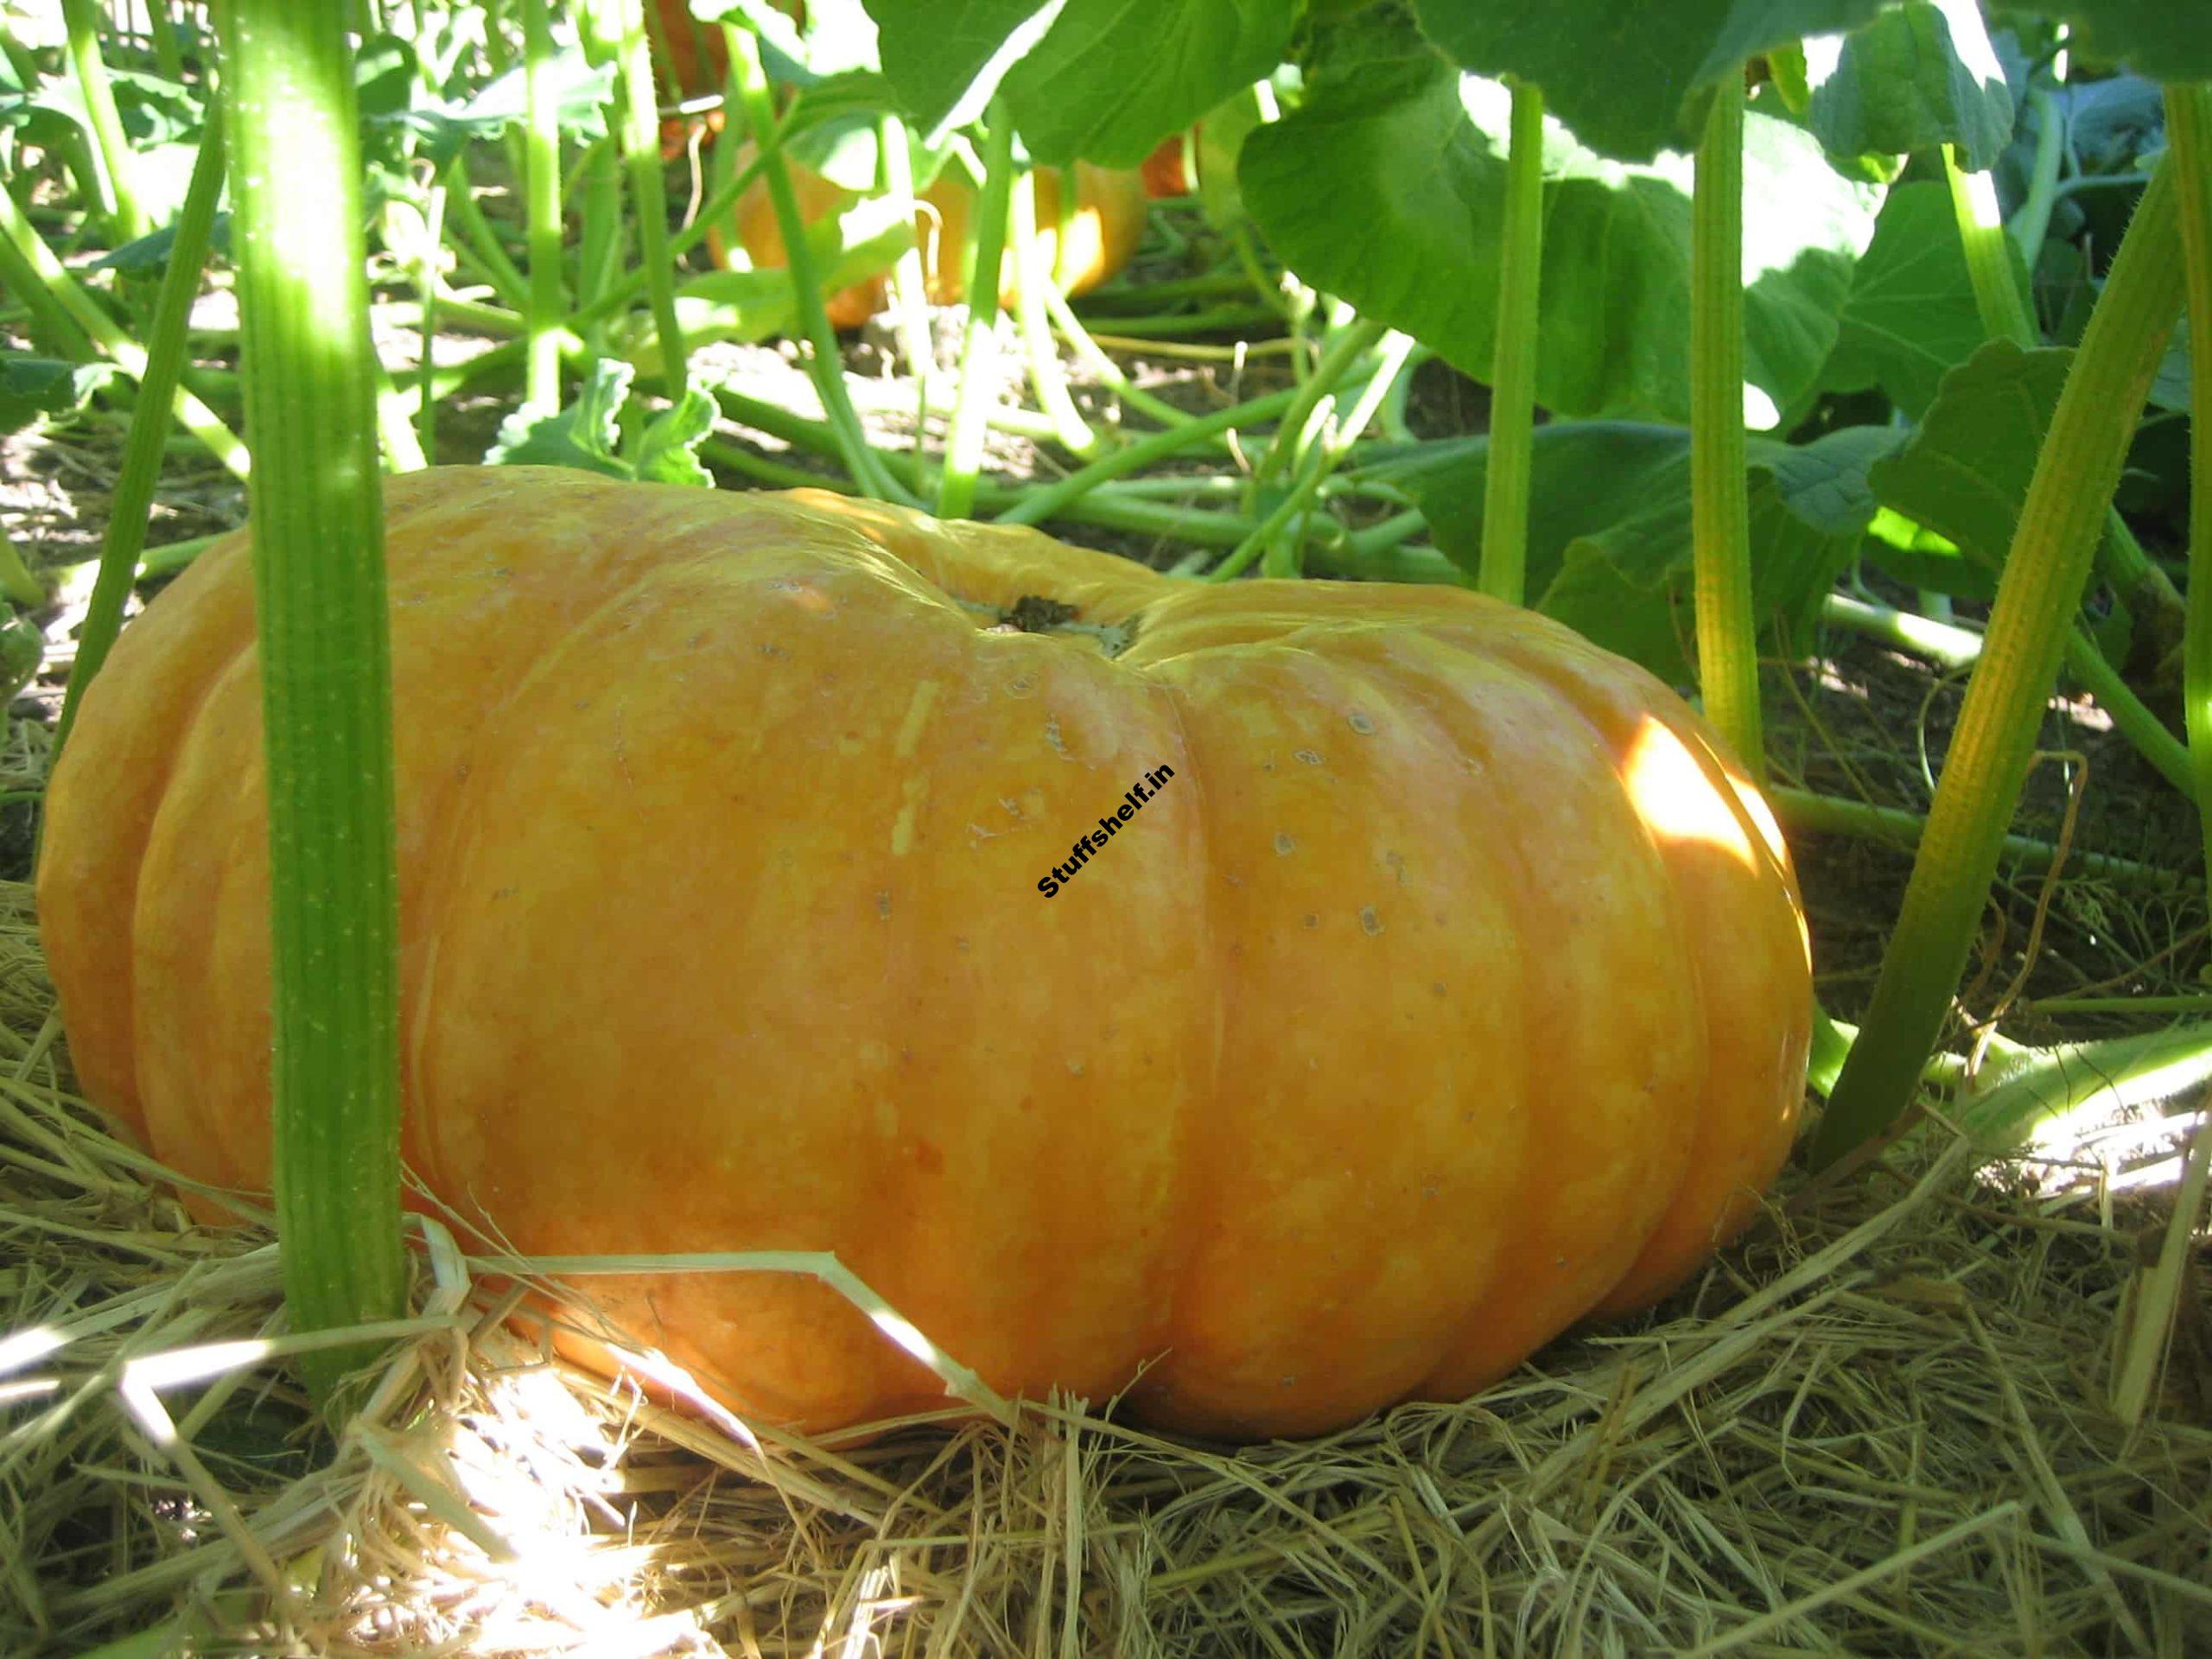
[1408,0,1888,161]
[1366,421,1898,683]
[1806,0,2014,170]
[862,0,1292,165]
[1239,15,1880,427]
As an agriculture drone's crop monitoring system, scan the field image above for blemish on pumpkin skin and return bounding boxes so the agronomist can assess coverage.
[1043,713,1071,757]
[1347,711,1376,735]
[875,891,893,919]
[1274,833,1296,855]
[1359,906,1384,937]
[894,680,941,759]
[1294,747,1323,766]
[891,775,928,856]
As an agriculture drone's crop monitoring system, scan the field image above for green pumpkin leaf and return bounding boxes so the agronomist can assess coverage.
[1821,180,1987,416]
[2037,0,2212,84]
[0,353,115,433]
[1363,420,1896,682]
[1240,18,1878,425]
[1806,0,2014,170]
[1868,338,2109,575]
[863,0,1293,165]
[630,390,719,489]
[485,359,635,478]
[1409,0,1888,161]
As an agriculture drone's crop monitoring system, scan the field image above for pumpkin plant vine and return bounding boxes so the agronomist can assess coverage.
[212,0,407,1408]
[1809,160,2187,1166]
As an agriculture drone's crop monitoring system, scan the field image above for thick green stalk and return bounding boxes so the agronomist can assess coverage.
[1945,142,2186,644]
[1689,73,1761,775]
[0,183,247,476]
[2171,86,2212,886]
[1809,162,2186,1166]
[54,108,227,759]
[520,0,565,410]
[1943,146,2036,345]
[727,24,906,503]
[1010,169,1096,456]
[1477,78,1546,606]
[937,104,1017,518]
[60,0,147,240]
[609,0,685,397]
[213,0,405,1409]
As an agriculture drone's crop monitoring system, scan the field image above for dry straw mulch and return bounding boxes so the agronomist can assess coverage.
[3,876,2209,1657]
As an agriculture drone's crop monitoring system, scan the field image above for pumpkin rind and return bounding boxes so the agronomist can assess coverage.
[38,467,1811,1440]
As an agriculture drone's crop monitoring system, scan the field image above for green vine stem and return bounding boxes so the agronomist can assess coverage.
[2171,85,2212,887]
[727,23,907,504]
[609,0,685,397]
[1942,145,2035,344]
[1477,77,1546,606]
[1245,317,1387,502]
[997,385,1300,527]
[54,107,228,759]
[442,157,532,312]
[0,207,93,360]
[1042,284,1205,436]
[60,0,147,240]
[0,530,40,608]
[1943,143,2187,662]
[936,102,1017,518]
[1689,73,1762,776]
[1009,169,1097,456]
[415,176,448,459]
[0,184,248,477]
[2008,88,2067,274]
[213,0,406,1411]
[1768,785,2180,890]
[520,0,565,410]
[878,114,936,494]
[1808,162,2186,1167]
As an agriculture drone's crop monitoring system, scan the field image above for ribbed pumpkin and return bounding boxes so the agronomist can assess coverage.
[39,467,1811,1440]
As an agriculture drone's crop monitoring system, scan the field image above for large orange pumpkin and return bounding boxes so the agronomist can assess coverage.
[721,150,1149,328]
[38,467,1811,1440]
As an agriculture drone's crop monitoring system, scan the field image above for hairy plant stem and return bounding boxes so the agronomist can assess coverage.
[2170,86,2212,888]
[1478,78,1545,605]
[1810,162,2185,1166]
[1689,73,1762,776]
[213,0,405,1412]
[520,0,566,410]
[1943,143,2187,673]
